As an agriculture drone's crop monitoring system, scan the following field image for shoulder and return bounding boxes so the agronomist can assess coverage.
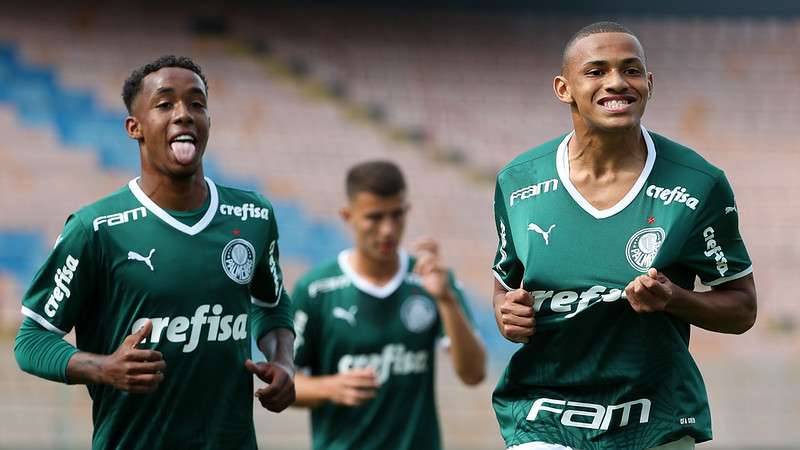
[296,258,349,300]
[71,182,142,233]
[214,181,275,217]
[496,134,565,182]
[649,130,724,181]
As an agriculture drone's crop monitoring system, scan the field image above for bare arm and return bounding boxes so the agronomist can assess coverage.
[437,290,486,385]
[246,327,296,412]
[626,270,757,334]
[413,238,486,385]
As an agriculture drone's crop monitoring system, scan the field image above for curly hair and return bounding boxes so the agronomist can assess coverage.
[121,55,208,113]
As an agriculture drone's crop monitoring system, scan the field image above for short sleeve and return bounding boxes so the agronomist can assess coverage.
[290,279,319,373]
[679,174,753,286]
[250,203,293,342]
[21,215,96,336]
[492,178,523,291]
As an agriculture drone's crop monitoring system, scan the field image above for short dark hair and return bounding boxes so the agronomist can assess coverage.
[561,21,644,71]
[346,160,406,199]
[121,55,208,114]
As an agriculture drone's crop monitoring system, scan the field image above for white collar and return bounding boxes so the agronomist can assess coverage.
[128,177,218,236]
[555,124,656,219]
[337,249,409,299]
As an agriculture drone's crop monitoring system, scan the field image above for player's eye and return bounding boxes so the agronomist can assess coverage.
[192,101,206,108]
[586,69,603,77]
[156,102,172,110]
[625,67,643,75]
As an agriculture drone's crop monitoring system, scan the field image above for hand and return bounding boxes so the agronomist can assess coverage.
[497,284,535,344]
[100,319,166,393]
[412,238,453,303]
[625,268,674,313]
[245,359,296,412]
[323,368,379,407]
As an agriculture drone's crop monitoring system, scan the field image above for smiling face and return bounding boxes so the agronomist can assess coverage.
[554,32,653,134]
[125,67,210,178]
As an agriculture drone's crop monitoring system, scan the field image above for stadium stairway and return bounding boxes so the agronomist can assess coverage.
[0,42,351,287]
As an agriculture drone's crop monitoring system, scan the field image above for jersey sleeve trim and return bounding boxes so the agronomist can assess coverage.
[702,265,753,287]
[21,306,68,336]
[493,270,513,291]
[251,285,283,308]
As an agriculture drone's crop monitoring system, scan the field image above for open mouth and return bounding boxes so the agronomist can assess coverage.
[169,134,197,165]
[598,97,636,112]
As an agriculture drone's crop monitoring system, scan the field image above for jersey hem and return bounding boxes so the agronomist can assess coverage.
[21,306,68,336]
[703,265,753,286]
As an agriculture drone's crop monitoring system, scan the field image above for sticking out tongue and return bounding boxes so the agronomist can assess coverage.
[170,141,196,165]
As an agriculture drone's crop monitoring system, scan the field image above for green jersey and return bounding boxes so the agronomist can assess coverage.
[292,250,474,450]
[492,127,752,449]
[20,178,293,450]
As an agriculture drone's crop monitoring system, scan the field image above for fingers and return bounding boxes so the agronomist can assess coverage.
[125,349,164,363]
[505,289,533,307]
[127,360,167,375]
[499,301,534,318]
[501,326,533,344]
[254,364,295,412]
[125,319,152,347]
[244,359,267,377]
[411,237,439,256]
[341,371,379,390]
[339,387,377,406]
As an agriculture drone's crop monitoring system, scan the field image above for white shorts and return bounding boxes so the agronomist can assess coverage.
[507,436,695,450]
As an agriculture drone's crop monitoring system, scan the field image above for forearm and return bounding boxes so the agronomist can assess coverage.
[665,275,757,334]
[14,318,79,383]
[293,373,330,408]
[257,327,296,375]
[438,292,486,385]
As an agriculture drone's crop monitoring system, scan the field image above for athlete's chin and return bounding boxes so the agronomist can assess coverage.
[591,117,643,133]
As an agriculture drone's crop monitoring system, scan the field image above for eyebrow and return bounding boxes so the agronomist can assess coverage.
[583,57,643,67]
[153,86,206,96]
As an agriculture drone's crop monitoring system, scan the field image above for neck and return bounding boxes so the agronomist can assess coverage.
[138,167,208,211]
[349,248,400,285]
[569,121,646,177]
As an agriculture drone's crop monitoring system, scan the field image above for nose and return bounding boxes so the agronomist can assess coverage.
[172,101,194,124]
[605,69,629,93]
[378,217,399,238]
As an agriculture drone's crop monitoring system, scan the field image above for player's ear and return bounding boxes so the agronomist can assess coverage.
[339,205,351,223]
[553,75,573,104]
[647,72,654,99]
[125,116,143,141]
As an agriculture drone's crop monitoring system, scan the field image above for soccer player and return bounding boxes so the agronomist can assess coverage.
[491,22,757,450]
[290,160,486,450]
[13,56,296,449]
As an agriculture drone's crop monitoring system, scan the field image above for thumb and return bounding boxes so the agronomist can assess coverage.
[647,268,659,279]
[244,359,261,375]
[127,319,152,347]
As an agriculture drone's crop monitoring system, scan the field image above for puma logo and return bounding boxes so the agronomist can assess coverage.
[528,223,556,246]
[128,249,155,271]
[724,206,737,215]
[332,305,358,326]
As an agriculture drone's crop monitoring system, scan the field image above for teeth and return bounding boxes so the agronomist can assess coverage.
[603,99,630,110]
[173,135,194,142]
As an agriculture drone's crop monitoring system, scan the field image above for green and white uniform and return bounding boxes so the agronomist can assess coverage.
[492,127,752,449]
[20,178,292,450]
[292,250,474,450]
